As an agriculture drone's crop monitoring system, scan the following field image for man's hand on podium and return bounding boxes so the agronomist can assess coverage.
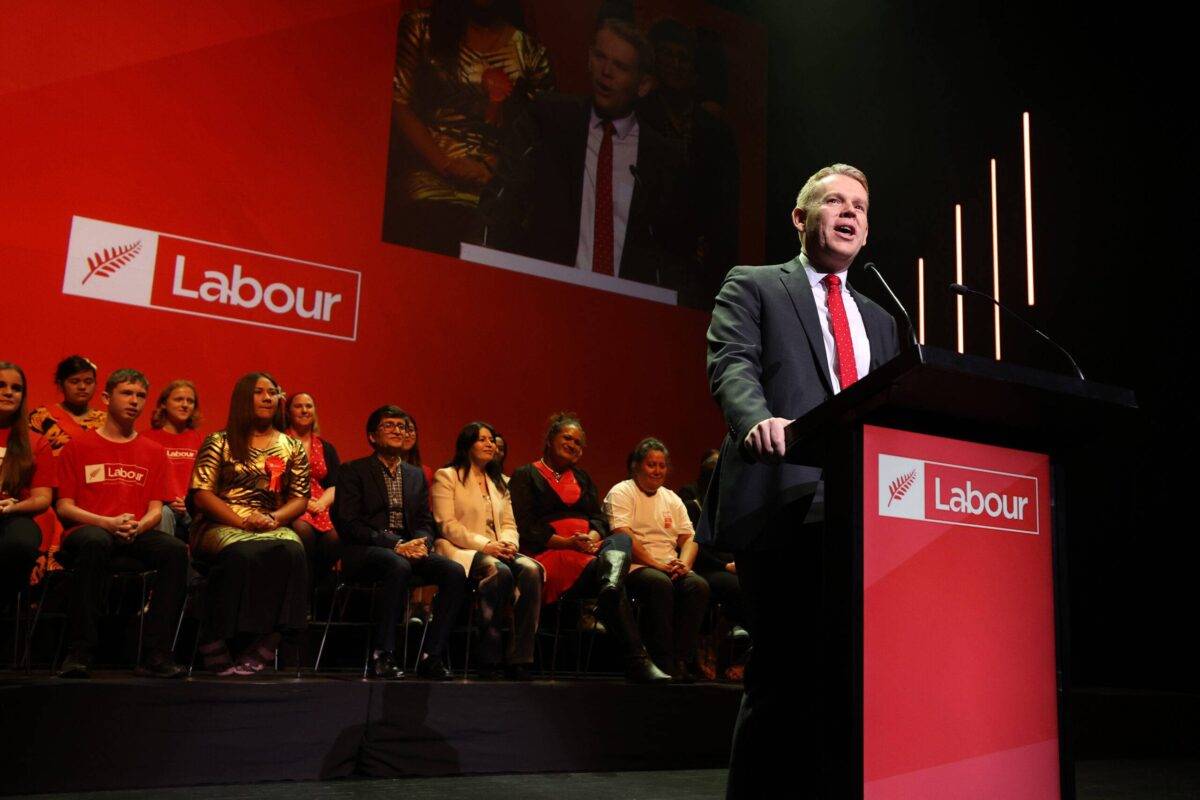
[743,417,793,464]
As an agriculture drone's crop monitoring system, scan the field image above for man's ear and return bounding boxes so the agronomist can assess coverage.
[791,206,806,236]
[100,390,111,408]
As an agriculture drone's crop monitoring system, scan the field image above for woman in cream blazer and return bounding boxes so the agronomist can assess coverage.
[432,422,542,679]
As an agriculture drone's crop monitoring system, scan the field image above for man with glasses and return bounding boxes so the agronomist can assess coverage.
[332,405,466,680]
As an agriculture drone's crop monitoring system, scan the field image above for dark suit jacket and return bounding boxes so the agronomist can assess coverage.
[332,455,435,550]
[700,256,902,551]
[481,93,689,290]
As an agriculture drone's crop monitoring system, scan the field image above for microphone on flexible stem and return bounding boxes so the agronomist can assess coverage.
[863,262,923,361]
[949,282,1086,380]
[482,144,536,248]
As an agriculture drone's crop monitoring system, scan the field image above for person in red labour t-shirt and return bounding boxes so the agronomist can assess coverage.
[55,368,189,679]
[142,379,204,544]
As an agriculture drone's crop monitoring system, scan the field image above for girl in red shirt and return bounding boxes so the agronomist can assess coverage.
[143,379,204,543]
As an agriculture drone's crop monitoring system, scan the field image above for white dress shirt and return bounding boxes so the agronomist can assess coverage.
[801,253,871,393]
[574,109,639,276]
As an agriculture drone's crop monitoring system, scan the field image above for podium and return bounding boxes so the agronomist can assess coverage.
[784,346,1136,800]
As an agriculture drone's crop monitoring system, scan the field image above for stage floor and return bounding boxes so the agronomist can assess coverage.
[0,672,741,796]
[7,763,1200,800]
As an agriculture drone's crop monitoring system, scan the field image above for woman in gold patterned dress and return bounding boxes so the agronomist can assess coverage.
[190,372,310,675]
[384,0,553,255]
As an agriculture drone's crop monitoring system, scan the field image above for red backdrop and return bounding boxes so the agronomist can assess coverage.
[2,1,737,491]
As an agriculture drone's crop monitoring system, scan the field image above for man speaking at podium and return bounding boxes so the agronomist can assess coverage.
[701,164,901,798]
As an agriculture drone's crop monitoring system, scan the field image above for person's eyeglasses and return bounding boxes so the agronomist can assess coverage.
[377,421,416,433]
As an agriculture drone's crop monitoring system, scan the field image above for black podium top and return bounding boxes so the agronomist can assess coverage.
[785,346,1138,463]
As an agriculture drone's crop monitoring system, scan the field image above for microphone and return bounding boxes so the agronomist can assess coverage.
[629,164,660,284]
[863,262,922,360]
[481,144,535,248]
[949,283,1086,380]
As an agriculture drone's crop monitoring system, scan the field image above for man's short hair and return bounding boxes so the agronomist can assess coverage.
[366,405,409,439]
[597,17,655,76]
[104,368,149,393]
[795,163,870,211]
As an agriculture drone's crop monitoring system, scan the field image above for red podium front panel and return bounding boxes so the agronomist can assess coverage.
[862,424,1060,799]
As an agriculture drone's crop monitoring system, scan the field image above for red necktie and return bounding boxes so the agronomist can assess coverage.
[592,120,615,275]
[823,273,859,390]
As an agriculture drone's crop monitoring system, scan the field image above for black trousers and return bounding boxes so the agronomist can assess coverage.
[726,536,822,800]
[624,567,710,671]
[57,526,189,655]
[0,515,41,599]
[698,567,745,627]
[201,538,309,642]
[341,545,466,657]
[469,552,541,666]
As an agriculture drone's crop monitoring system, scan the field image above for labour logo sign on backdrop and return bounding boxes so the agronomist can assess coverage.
[877,453,1039,534]
[62,216,362,341]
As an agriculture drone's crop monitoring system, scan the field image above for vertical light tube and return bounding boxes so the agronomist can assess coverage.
[917,257,926,345]
[955,204,964,354]
[991,158,1001,360]
[1023,111,1035,306]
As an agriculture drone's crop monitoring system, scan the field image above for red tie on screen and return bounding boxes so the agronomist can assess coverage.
[592,120,615,275]
[823,273,859,390]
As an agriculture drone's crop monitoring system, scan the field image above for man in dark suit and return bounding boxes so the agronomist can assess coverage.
[481,18,689,291]
[332,405,466,680]
[701,164,902,798]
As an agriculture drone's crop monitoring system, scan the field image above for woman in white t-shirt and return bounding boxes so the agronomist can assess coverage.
[603,437,710,682]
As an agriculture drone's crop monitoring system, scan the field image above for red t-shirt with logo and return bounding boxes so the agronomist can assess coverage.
[0,428,56,500]
[57,430,171,520]
[142,428,203,500]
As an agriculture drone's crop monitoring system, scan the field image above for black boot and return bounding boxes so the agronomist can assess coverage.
[598,590,671,684]
[594,547,630,605]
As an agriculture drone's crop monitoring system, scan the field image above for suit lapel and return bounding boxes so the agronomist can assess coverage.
[781,257,835,395]
[565,99,590,228]
[368,457,389,514]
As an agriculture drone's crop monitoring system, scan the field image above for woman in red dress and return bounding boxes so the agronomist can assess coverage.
[509,412,669,683]
[143,379,204,543]
[285,392,341,583]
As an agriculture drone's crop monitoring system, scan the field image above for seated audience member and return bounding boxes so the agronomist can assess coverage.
[28,355,107,453]
[333,405,466,680]
[680,449,748,645]
[394,410,435,491]
[28,354,107,579]
[285,392,341,583]
[0,362,54,601]
[509,412,669,683]
[190,372,310,676]
[604,437,709,682]
[143,379,203,544]
[432,422,542,680]
[55,368,188,679]
[491,432,511,485]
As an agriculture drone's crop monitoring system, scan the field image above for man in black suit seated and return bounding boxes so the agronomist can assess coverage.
[481,17,689,292]
[332,405,466,680]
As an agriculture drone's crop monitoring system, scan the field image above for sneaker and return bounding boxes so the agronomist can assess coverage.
[416,656,453,681]
[136,651,187,679]
[59,650,92,679]
[371,651,404,680]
